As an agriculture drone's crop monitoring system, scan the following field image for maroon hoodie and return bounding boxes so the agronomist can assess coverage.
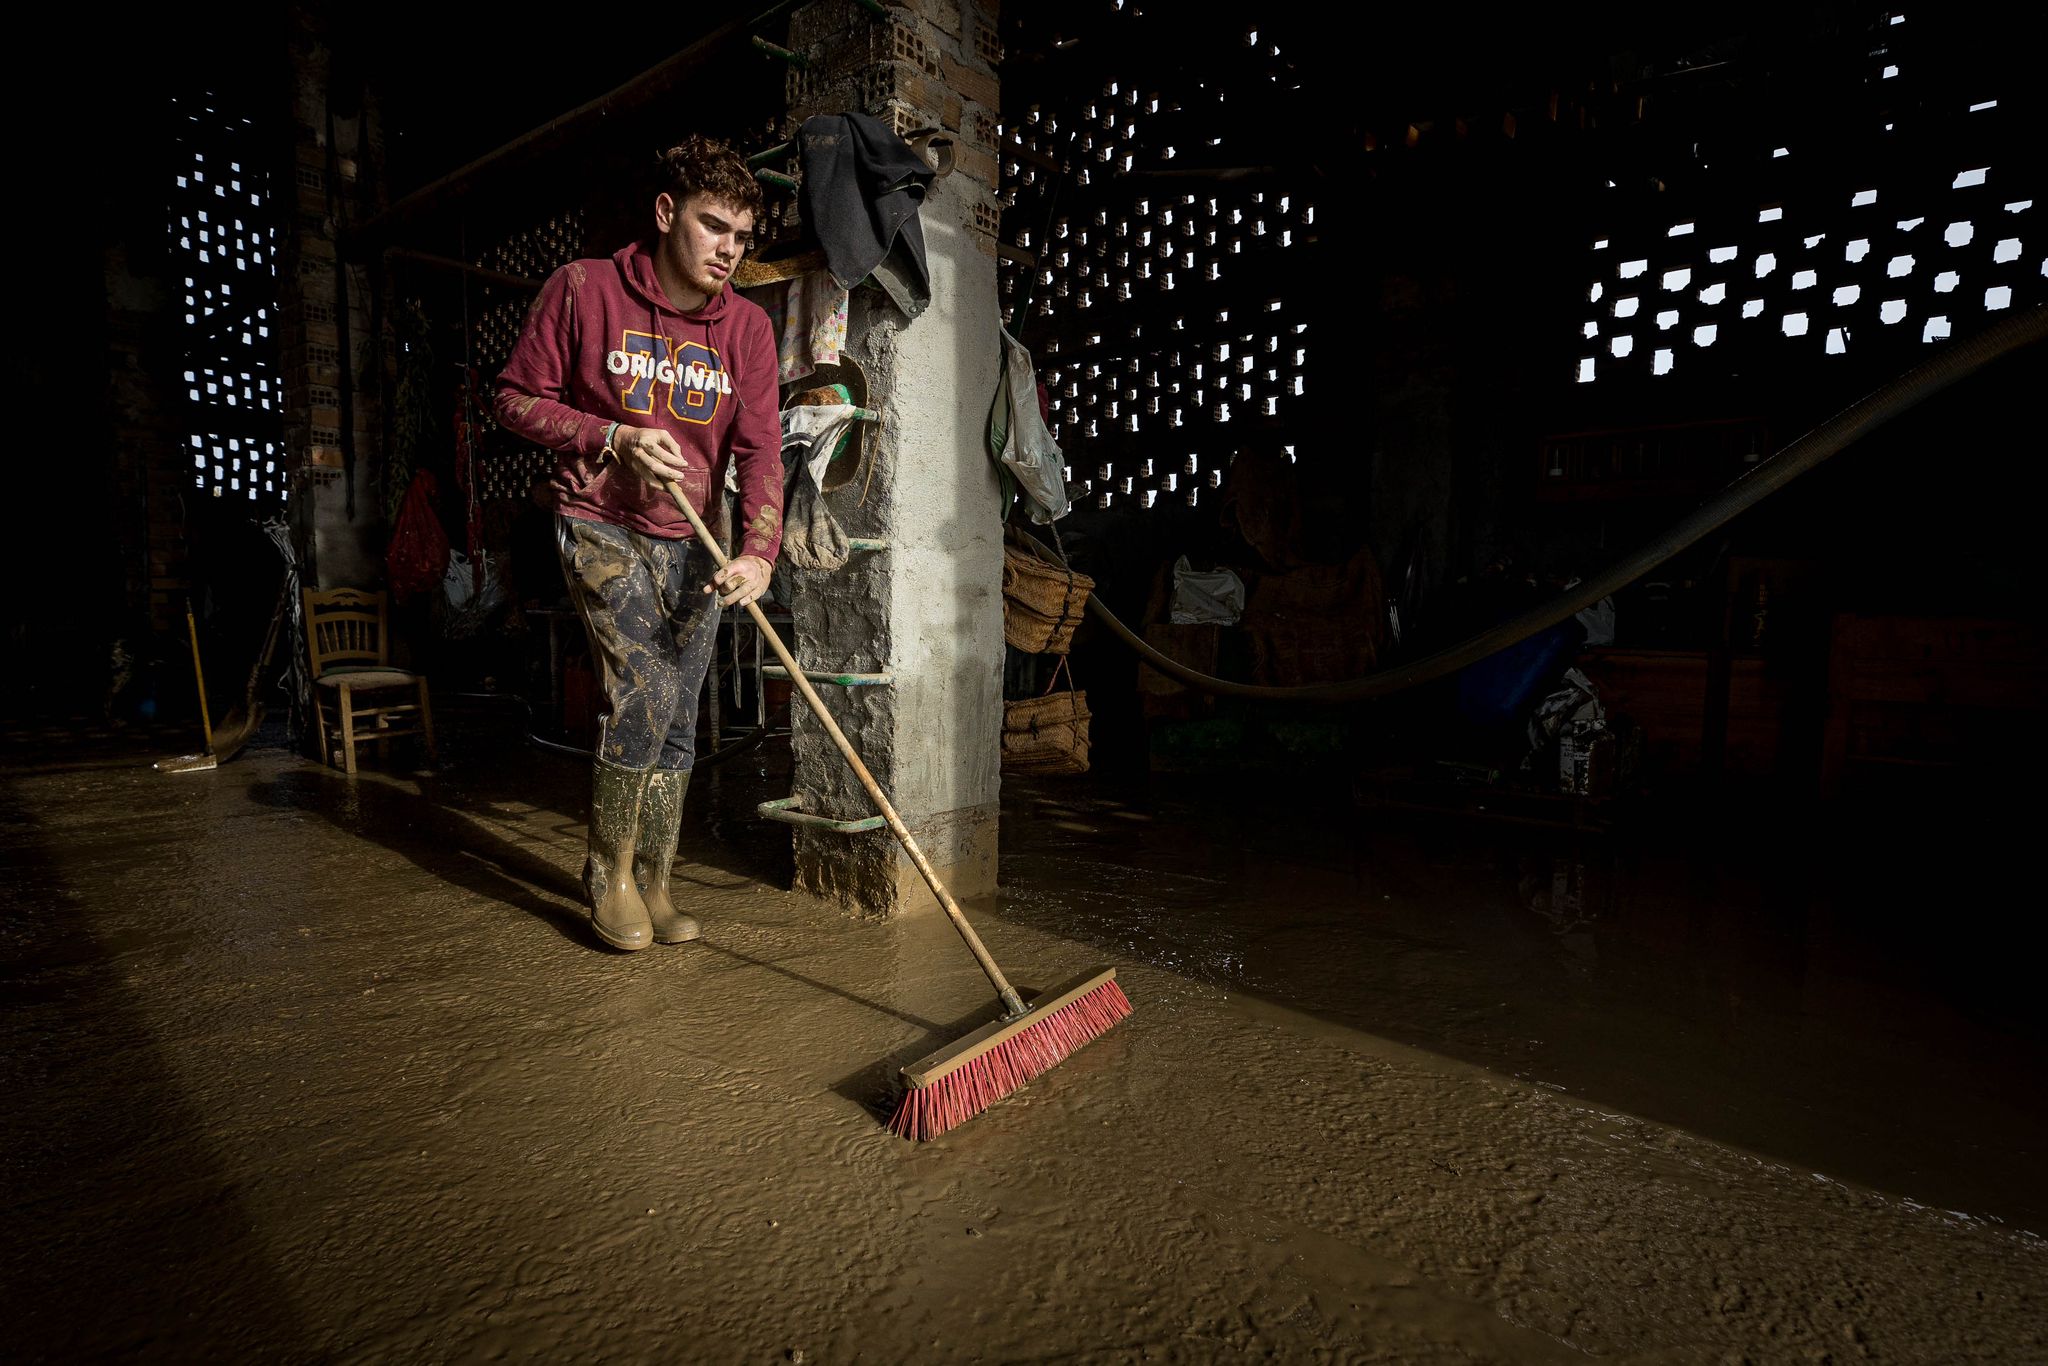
[493,241,783,562]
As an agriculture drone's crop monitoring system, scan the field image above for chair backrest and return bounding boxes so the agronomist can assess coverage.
[304,588,390,678]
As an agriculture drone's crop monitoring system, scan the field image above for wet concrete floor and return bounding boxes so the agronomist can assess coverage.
[4,715,2043,1361]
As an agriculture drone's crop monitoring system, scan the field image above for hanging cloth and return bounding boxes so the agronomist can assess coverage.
[989,326,1069,524]
[739,266,851,386]
[386,469,451,606]
[776,392,867,571]
[777,273,851,384]
[797,113,935,319]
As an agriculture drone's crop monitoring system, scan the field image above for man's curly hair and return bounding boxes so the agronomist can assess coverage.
[658,135,764,220]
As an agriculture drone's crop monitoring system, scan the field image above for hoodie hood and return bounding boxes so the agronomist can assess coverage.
[614,240,735,322]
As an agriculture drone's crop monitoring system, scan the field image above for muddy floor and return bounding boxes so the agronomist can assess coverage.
[4,715,2042,1362]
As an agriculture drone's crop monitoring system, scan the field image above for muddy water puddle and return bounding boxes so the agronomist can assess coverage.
[3,729,2043,1360]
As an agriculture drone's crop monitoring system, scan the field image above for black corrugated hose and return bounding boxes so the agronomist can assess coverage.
[1017,306,2046,703]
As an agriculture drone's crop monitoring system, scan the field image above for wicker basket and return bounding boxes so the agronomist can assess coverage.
[1002,689,1091,775]
[1003,546,1095,654]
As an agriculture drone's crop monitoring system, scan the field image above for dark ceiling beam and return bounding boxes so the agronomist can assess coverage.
[347,0,801,254]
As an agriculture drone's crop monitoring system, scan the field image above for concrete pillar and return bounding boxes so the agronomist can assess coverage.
[780,0,1007,915]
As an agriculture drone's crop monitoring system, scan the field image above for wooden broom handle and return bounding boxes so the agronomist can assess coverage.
[661,478,1027,1017]
[184,600,215,754]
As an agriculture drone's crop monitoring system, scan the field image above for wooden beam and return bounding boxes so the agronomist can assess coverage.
[383,246,542,292]
[348,1,802,253]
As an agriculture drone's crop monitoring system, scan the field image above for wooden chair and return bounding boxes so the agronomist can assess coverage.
[303,588,436,775]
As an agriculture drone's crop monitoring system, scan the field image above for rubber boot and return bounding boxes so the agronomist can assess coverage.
[636,768,700,943]
[586,758,653,951]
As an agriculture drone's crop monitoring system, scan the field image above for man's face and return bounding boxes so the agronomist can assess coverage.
[655,191,755,299]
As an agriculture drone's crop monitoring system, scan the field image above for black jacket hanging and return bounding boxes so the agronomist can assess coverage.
[797,112,935,319]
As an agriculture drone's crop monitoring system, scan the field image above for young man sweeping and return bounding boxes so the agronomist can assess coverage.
[495,136,783,951]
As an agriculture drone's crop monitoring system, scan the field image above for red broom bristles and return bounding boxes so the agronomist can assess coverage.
[886,978,1133,1140]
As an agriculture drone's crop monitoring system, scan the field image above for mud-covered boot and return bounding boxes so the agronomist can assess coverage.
[636,768,699,943]
[586,759,653,951]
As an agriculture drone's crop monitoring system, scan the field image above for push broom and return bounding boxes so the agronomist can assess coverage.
[661,477,1131,1140]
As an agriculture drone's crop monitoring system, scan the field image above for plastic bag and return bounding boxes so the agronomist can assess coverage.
[989,326,1069,524]
[1574,595,1617,646]
[1169,556,1246,625]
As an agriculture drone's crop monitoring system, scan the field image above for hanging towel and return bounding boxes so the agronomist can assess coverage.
[797,112,935,319]
[742,270,852,385]
[989,326,1069,523]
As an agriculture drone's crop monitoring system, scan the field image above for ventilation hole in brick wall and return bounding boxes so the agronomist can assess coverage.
[1653,348,1675,375]
[1993,237,2022,262]
[1756,253,1777,278]
[1699,282,1727,305]
[1933,270,1960,292]
[1985,285,2013,310]
[1888,254,1916,277]
[1783,312,1810,337]
[1613,296,1640,319]
[1583,321,1600,338]
[1619,258,1649,279]
[1741,299,1765,318]
[1944,220,1974,247]
[1577,357,1597,383]
[1880,299,1908,324]
[1826,327,1850,354]
[1610,335,1635,358]
[1852,189,1878,207]
[1922,315,1952,342]
[1694,323,1719,347]
[1953,167,1989,189]
[1833,284,1862,306]
[1655,309,1680,330]
[1662,267,1692,290]
[1760,205,1785,222]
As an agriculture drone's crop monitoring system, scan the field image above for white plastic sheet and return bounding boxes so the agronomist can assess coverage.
[1169,556,1246,625]
[991,326,1070,524]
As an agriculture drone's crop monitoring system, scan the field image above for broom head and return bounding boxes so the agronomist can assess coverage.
[887,967,1132,1140]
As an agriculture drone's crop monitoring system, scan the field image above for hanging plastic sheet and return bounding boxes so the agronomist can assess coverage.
[989,326,1069,524]
[1169,557,1247,625]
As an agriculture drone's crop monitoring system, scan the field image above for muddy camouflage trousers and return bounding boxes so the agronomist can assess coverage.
[557,515,721,771]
